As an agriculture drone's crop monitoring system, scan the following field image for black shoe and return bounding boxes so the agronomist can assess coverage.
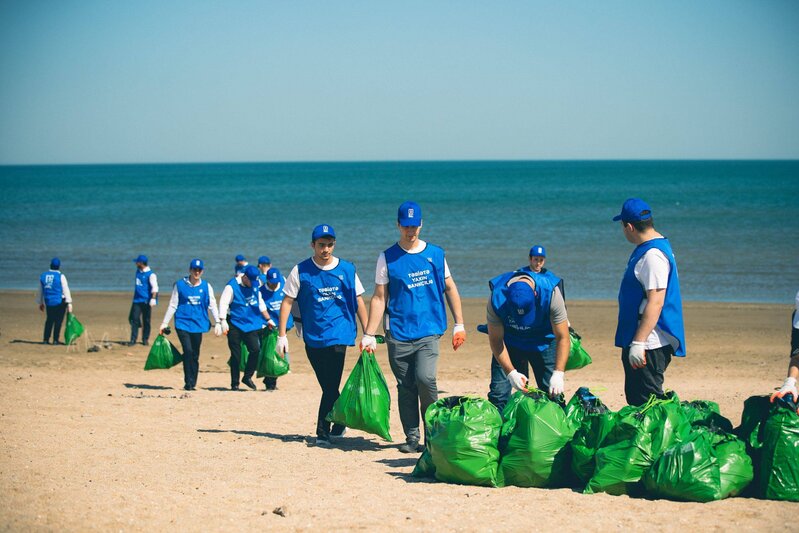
[142,341,149,346]
[127,341,136,347]
[43,340,50,345]
[231,384,240,391]
[183,386,192,391]
[242,377,257,390]
[315,435,332,447]
[53,341,62,345]
[398,441,423,454]
[264,383,277,391]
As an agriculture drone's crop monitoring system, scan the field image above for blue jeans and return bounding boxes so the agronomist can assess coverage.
[487,338,557,413]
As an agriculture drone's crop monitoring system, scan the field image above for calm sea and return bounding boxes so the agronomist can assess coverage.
[1,161,797,303]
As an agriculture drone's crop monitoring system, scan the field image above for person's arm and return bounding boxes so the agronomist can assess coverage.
[159,285,179,332]
[444,276,466,350]
[37,281,44,310]
[207,284,220,323]
[61,275,73,312]
[356,295,368,332]
[487,300,527,390]
[149,273,159,305]
[633,288,666,344]
[276,296,294,356]
[257,291,270,322]
[218,284,233,334]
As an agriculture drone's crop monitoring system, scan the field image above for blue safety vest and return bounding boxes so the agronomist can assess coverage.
[226,278,266,333]
[489,270,555,351]
[384,243,447,341]
[175,278,211,333]
[40,270,63,307]
[133,270,153,303]
[615,238,686,356]
[260,276,294,330]
[521,266,565,301]
[295,258,358,348]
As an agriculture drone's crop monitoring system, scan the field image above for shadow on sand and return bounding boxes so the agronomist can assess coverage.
[196,428,384,451]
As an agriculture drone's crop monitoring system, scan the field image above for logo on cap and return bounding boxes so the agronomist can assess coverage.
[408,208,414,217]
[323,225,329,232]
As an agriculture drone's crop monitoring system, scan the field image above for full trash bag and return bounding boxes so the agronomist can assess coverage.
[411,447,436,478]
[499,389,576,488]
[425,396,503,487]
[64,312,85,345]
[757,396,799,501]
[565,329,592,371]
[568,388,617,484]
[681,399,733,433]
[256,329,289,378]
[643,427,753,501]
[143,334,183,370]
[326,350,392,441]
[585,392,691,496]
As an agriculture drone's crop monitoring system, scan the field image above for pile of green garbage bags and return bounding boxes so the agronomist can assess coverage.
[412,387,798,502]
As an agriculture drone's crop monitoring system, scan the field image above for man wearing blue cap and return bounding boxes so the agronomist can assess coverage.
[129,255,159,346]
[258,265,293,391]
[234,254,248,275]
[613,198,686,406]
[361,201,466,453]
[219,265,271,390]
[523,245,565,299]
[486,270,570,411]
[38,257,73,345]
[159,259,222,390]
[277,224,368,446]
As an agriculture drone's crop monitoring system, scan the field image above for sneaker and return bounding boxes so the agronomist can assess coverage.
[231,384,240,391]
[330,426,347,440]
[142,341,149,346]
[398,441,422,454]
[315,435,332,447]
[242,377,257,390]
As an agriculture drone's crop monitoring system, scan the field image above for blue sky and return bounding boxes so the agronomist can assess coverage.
[1,1,797,164]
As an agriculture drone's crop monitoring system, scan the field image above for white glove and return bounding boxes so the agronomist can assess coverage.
[214,323,223,337]
[549,370,565,397]
[628,341,647,369]
[277,335,289,356]
[360,334,377,352]
[160,323,169,334]
[267,319,276,329]
[506,369,528,391]
[772,377,798,403]
[220,319,229,335]
[149,298,157,307]
[67,303,73,313]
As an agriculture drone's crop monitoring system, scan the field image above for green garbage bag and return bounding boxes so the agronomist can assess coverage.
[568,388,617,484]
[681,400,733,432]
[499,389,576,488]
[143,334,183,370]
[411,447,436,478]
[585,392,691,496]
[326,350,392,441]
[256,330,289,378]
[736,395,771,452]
[565,330,592,371]
[643,427,753,502]
[426,396,503,487]
[757,398,799,501]
[64,312,84,345]
[227,342,252,372]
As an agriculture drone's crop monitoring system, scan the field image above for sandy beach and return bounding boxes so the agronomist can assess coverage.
[0,290,795,531]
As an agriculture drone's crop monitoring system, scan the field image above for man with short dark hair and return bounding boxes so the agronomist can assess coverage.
[613,198,686,406]
[129,254,158,346]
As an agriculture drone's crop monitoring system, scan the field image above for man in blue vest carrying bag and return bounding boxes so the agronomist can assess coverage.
[129,254,159,346]
[159,259,222,390]
[361,201,467,453]
[486,269,570,411]
[613,198,686,406]
[219,265,271,391]
[259,266,293,391]
[38,257,73,345]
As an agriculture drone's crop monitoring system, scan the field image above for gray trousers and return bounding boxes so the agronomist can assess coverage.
[386,332,441,444]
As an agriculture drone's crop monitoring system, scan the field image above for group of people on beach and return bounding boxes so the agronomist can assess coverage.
[39,198,799,449]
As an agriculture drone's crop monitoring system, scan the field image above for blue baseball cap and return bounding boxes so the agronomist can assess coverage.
[235,254,246,262]
[50,257,61,269]
[506,280,537,327]
[312,224,336,241]
[266,267,281,286]
[189,258,204,270]
[258,255,271,265]
[398,201,422,227]
[133,254,148,264]
[243,265,260,285]
[612,198,653,222]
[529,245,546,258]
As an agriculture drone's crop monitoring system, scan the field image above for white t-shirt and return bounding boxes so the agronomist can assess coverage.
[634,248,679,350]
[283,257,365,299]
[374,240,451,285]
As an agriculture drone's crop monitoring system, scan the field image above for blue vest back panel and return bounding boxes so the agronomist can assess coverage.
[490,270,555,351]
[520,266,565,301]
[175,278,211,333]
[40,271,63,307]
[260,277,294,330]
[615,238,686,356]
[295,258,358,348]
[384,243,447,341]
[227,279,266,332]
[133,270,153,303]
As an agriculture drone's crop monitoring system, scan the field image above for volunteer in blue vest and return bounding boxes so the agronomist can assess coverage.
[613,198,686,406]
[159,259,223,391]
[38,257,73,345]
[234,254,248,275]
[523,245,565,299]
[219,265,270,391]
[258,266,293,391]
[129,254,159,346]
[486,270,570,411]
[770,289,799,413]
[276,224,368,446]
[360,201,466,454]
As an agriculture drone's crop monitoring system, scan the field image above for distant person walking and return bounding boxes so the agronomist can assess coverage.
[234,254,249,275]
[361,201,466,453]
[259,266,293,391]
[129,254,158,346]
[38,257,73,345]
[613,198,686,406]
[159,259,222,391]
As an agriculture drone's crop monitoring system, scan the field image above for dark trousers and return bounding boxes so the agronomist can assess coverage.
[621,344,674,406]
[305,344,347,438]
[43,302,67,343]
[177,329,203,389]
[129,302,151,343]
[488,339,557,411]
[227,324,260,387]
[791,311,798,356]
